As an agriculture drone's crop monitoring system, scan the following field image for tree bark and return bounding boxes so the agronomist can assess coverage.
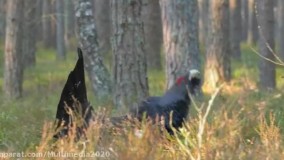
[56,0,66,60]
[93,0,112,56]
[111,0,149,109]
[278,0,284,60]
[64,0,75,49]
[160,0,201,89]
[247,0,258,45]
[241,0,248,41]
[230,0,242,59]
[4,0,24,99]
[198,0,209,48]
[257,0,275,90]
[74,0,112,102]
[0,0,6,39]
[42,0,53,48]
[143,0,163,70]
[204,0,231,91]
[22,0,37,68]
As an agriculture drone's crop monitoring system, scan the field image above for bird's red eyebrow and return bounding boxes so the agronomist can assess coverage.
[176,76,185,85]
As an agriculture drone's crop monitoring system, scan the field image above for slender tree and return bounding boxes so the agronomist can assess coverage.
[93,0,111,55]
[22,0,37,68]
[257,0,275,90]
[278,0,284,60]
[247,0,258,45]
[56,0,66,60]
[42,0,53,48]
[160,0,201,89]
[111,0,149,109]
[74,0,112,102]
[204,0,230,91]
[230,0,242,59]
[198,0,209,47]
[143,0,163,69]
[4,0,24,99]
[241,0,248,41]
[0,0,6,39]
[64,0,75,48]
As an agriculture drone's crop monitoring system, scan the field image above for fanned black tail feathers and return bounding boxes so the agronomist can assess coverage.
[54,48,93,139]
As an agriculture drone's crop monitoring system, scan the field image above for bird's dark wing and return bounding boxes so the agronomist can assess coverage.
[54,48,93,138]
[133,96,162,121]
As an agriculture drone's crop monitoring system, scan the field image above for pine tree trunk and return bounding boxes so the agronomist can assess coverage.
[198,0,209,48]
[93,0,111,56]
[278,0,284,60]
[74,0,112,102]
[22,0,37,68]
[56,0,66,60]
[143,0,162,70]
[160,0,201,89]
[4,0,24,99]
[42,0,53,48]
[35,0,43,42]
[241,0,248,41]
[247,0,258,45]
[0,0,6,39]
[257,0,275,90]
[111,0,149,109]
[204,0,230,91]
[230,0,242,59]
[64,0,75,49]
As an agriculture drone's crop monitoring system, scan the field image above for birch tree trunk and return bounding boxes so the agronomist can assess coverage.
[111,0,149,109]
[160,0,201,89]
[74,0,112,102]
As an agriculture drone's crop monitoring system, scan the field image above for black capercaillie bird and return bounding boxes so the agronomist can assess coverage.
[54,48,201,138]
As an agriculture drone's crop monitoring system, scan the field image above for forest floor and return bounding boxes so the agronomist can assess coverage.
[1,44,284,159]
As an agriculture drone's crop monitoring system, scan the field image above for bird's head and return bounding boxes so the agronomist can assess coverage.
[175,69,201,96]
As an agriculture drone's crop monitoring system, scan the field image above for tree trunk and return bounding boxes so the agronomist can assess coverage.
[93,0,112,56]
[64,0,75,49]
[74,0,112,102]
[257,0,275,90]
[42,0,53,48]
[204,0,231,91]
[36,0,43,42]
[278,0,284,60]
[241,0,248,41]
[0,0,6,39]
[230,0,242,59]
[111,0,149,109]
[22,0,37,68]
[247,0,258,45]
[56,0,66,60]
[4,0,24,99]
[143,0,163,70]
[198,0,209,48]
[160,0,201,89]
